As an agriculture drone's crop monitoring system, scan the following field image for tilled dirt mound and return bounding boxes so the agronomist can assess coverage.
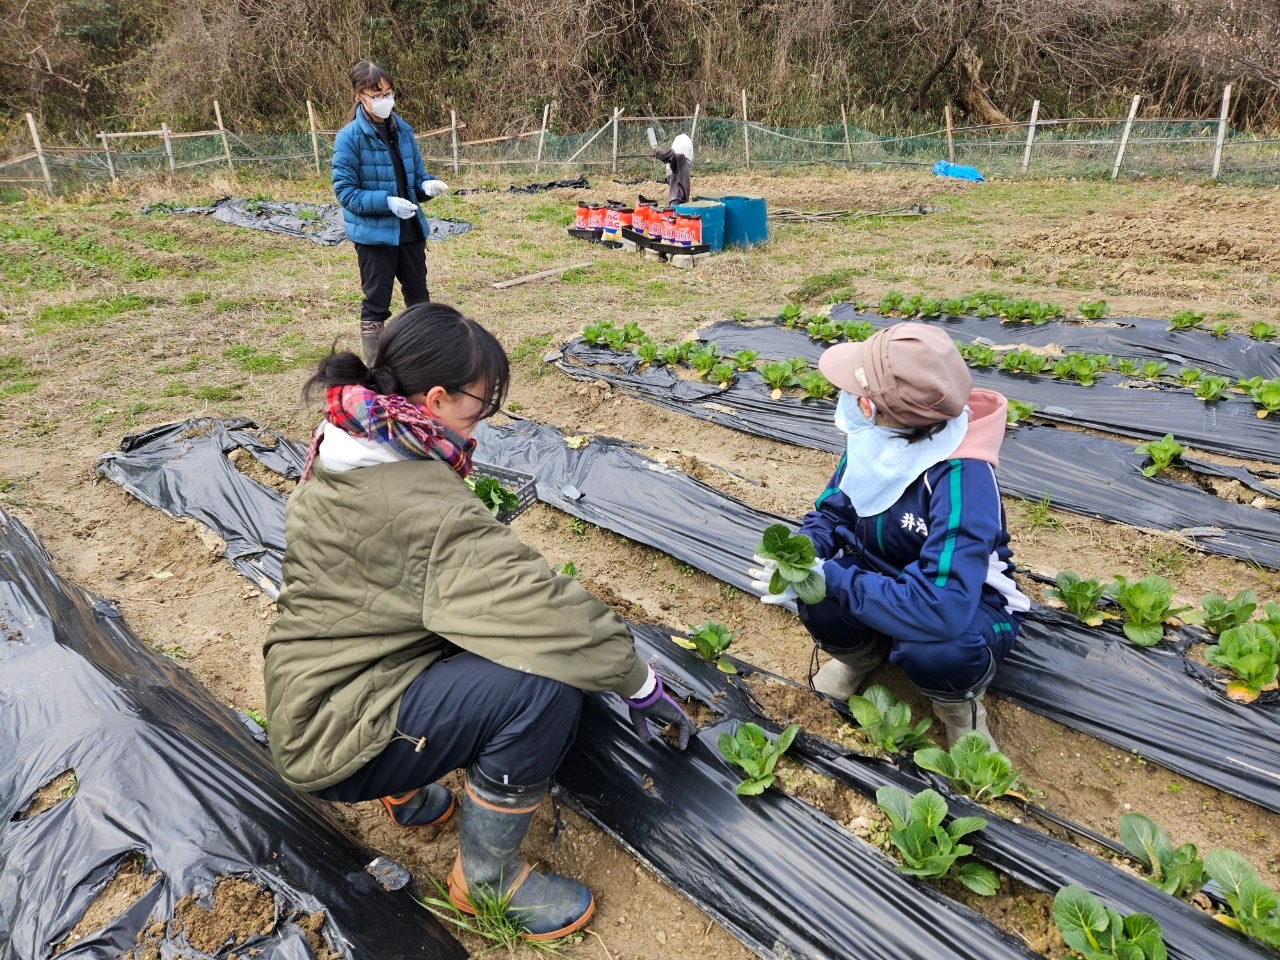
[1018,191,1280,267]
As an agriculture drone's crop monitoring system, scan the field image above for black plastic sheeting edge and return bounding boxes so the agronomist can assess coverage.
[698,319,1280,465]
[826,302,1280,381]
[93,419,1277,959]
[554,340,1280,570]
[0,508,464,960]
[143,196,473,246]
[455,177,590,195]
[609,626,1273,960]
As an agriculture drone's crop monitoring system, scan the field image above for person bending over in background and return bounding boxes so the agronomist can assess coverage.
[752,323,1030,749]
[651,132,693,205]
[263,302,694,941]
[332,60,450,364]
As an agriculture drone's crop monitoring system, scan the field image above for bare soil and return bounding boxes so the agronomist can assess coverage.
[3,168,1279,958]
[55,855,158,955]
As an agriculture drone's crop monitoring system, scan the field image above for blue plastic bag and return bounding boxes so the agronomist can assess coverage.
[933,160,985,182]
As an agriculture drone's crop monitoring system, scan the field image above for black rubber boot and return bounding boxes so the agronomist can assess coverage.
[447,765,594,940]
[379,783,455,828]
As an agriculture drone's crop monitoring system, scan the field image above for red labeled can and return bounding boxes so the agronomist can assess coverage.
[574,202,590,230]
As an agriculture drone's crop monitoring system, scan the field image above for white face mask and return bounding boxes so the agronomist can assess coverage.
[366,94,395,120]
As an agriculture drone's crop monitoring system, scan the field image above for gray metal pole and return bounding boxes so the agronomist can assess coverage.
[1111,94,1141,181]
[1021,100,1040,173]
[25,112,53,195]
[1212,84,1232,180]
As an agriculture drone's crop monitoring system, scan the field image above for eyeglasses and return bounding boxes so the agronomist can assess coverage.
[451,387,496,412]
[363,89,395,101]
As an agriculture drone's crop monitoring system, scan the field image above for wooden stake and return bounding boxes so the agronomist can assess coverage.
[161,122,176,175]
[565,113,616,165]
[1021,99,1040,173]
[1212,84,1232,180]
[492,261,593,290]
[611,107,621,174]
[99,132,116,183]
[840,104,853,165]
[306,99,321,175]
[741,89,750,168]
[1111,94,1141,181]
[944,105,955,164]
[535,102,550,174]
[691,103,700,144]
[26,112,53,195]
[213,100,234,174]
[451,109,459,174]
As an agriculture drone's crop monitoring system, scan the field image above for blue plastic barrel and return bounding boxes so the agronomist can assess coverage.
[719,194,769,248]
[675,199,725,252]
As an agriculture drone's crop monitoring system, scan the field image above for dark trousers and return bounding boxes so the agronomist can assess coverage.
[313,653,583,802]
[355,240,429,332]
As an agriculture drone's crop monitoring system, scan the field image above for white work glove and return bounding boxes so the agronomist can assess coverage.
[421,179,449,199]
[748,553,825,606]
[387,196,418,219]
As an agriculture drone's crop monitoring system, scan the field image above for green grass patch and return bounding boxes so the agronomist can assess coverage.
[523,200,575,227]
[223,344,288,374]
[1,223,162,282]
[788,268,864,303]
[156,355,204,375]
[31,294,157,334]
[162,381,192,397]
[0,380,37,397]
[193,383,243,402]
[181,291,213,306]
[509,334,555,365]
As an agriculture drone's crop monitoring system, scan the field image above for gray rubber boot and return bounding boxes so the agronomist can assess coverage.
[929,695,997,751]
[811,638,890,700]
[447,766,594,941]
[361,328,382,366]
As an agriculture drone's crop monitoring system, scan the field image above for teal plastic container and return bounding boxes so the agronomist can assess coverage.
[719,194,769,248]
[675,199,725,252]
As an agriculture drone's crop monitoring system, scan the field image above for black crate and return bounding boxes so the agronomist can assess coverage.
[471,462,537,524]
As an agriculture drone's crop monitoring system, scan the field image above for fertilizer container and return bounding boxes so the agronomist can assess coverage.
[676,199,724,252]
[719,194,769,248]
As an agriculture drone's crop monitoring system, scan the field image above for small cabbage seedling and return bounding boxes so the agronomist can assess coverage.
[1119,812,1207,899]
[1134,434,1184,478]
[732,349,759,371]
[1078,300,1110,320]
[807,320,842,343]
[875,786,999,895]
[1204,623,1279,703]
[760,361,797,396]
[840,319,875,341]
[709,362,736,387]
[1250,378,1280,417]
[1167,309,1204,331]
[1107,575,1190,647]
[1114,358,1140,376]
[958,342,997,367]
[1053,885,1168,960]
[1049,571,1106,626]
[1248,321,1278,342]
[878,291,906,315]
[797,370,834,400]
[468,477,519,516]
[1211,321,1232,338]
[553,560,580,578]
[1204,849,1280,948]
[1176,367,1202,386]
[754,524,825,604]
[1194,375,1231,402]
[688,344,720,377]
[581,321,614,346]
[1187,590,1258,636]
[634,340,660,366]
[620,321,646,344]
[779,304,803,327]
[1005,399,1036,425]
[716,722,799,796]
[674,620,738,673]
[913,732,1022,803]
[847,685,934,755]
[1140,360,1168,380]
[658,345,685,366]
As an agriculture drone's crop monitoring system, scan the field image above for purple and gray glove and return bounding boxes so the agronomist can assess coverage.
[625,677,696,750]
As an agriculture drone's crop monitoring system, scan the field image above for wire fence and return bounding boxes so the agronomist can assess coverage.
[4,91,1279,196]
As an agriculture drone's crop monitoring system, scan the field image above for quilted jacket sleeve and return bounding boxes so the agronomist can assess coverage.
[333,125,390,217]
[420,496,650,696]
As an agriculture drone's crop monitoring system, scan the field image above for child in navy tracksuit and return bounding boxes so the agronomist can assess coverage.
[753,323,1029,747]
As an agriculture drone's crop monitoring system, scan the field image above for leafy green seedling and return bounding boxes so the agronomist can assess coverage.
[914,732,1022,803]
[1248,321,1278,342]
[1194,375,1231,402]
[635,340,660,365]
[1203,849,1280,948]
[716,722,799,796]
[1134,434,1184,478]
[1049,571,1106,626]
[688,344,720,377]
[958,342,997,367]
[1113,358,1140,376]
[602,327,628,351]
[58,772,79,799]
[709,362,736,387]
[1204,623,1279,703]
[468,476,520,516]
[620,321,646,344]
[878,291,906,315]
[1237,375,1264,394]
[1167,309,1204,331]
[1053,885,1168,960]
[840,320,875,341]
[674,620,738,673]
[797,370,833,400]
[1025,301,1062,324]
[732,349,759,371]
[1250,378,1280,417]
[875,786,998,895]
[245,708,268,731]
[580,321,614,346]
[1118,812,1208,899]
[848,685,934,755]
[941,296,967,316]
[807,320,842,343]
[1078,300,1110,320]
[779,304,802,327]
[658,345,685,366]
[1176,367,1202,386]
[1005,399,1036,425]
[1140,360,1168,380]
[1211,321,1232,338]
[754,524,825,604]
[553,560,580,578]
[1186,590,1258,636]
[760,361,797,396]
[1107,575,1190,647]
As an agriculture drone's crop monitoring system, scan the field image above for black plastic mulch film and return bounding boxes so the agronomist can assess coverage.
[0,509,465,960]
[93,418,1274,960]
[142,196,473,246]
[700,318,1280,465]
[554,339,1280,570]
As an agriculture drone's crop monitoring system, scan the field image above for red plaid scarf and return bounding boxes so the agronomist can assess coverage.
[301,384,475,482]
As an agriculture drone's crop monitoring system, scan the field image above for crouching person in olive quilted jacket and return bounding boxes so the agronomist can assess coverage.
[264,302,694,941]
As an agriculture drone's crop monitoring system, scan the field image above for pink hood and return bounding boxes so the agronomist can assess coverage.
[952,388,1006,467]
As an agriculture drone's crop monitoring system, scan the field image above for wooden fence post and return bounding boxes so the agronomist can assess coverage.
[535,102,550,174]
[161,122,176,175]
[944,105,955,163]
[451,109,460,174]
[99,132,116,183]
[1111,94,1141,181]
[691,103,700,144]
[25,112,53,195]
[213,100,234,174]
[1212,84,1232,180]
[611,107,621,174]
[840,104,853,165]
[741,89,751,168]
[306,100,321,175]
[1021,99,1040,173]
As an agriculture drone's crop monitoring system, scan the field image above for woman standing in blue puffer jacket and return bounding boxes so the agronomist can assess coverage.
[332,60,450,362]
